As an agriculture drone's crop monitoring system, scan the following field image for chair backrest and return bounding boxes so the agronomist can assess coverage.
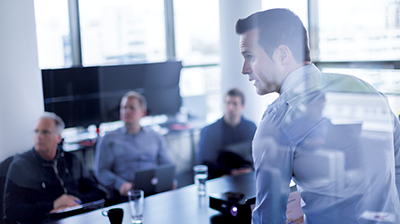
[0,156,14,224]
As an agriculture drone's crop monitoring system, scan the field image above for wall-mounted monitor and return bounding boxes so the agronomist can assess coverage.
[42,61,183,128]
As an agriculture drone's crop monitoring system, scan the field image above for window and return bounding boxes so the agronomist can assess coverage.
[262,0,308,30]
[316,0,400,61]
[79,0,167,66]
[321,67,400,115]
[34,0,72,69]
[174,0,221,122]
[173,0,220,66]
[179,66,222,122]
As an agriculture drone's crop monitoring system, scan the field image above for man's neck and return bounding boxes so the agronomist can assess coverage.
[36,149,57,161]
[224,115,241,128]
[125,122,142,135]
[278,61,311,94]
[286,61,311,77]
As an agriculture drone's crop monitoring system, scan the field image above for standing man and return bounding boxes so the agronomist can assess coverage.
[95,91,174,199]
[4,112,104,223]
[198,88,257,179]
[236,9,400,223]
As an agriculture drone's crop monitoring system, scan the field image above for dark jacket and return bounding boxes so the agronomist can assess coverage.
[198,116,257,178]
[3,147,104,223]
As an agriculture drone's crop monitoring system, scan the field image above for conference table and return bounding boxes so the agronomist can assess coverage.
[46,172,256,224]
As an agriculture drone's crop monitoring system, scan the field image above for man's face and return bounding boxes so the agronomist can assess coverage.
[225,95,244,121]
[120,97,146,125]
[33,118,62,156]
[240,28,284,95]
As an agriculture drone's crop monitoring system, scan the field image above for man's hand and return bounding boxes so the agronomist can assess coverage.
[230,167,253,176]
[172,179,178,190]
[119,182,134,196]
[52,194,81,213]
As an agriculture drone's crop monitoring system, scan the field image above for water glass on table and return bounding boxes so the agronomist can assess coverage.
[193,165,208,196]
[128,189,144,224]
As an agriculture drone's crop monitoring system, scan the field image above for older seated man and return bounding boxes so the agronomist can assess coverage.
[4,112,105,224]
[95,91,175,200]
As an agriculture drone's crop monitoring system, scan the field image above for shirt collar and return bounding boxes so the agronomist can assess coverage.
[121,124,145,135]
[222,116,244,129]
[32,146,62,163]
[280,63,320,94]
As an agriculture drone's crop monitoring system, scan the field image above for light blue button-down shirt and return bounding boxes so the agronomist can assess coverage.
[95,125,173,191]
[252,64,400,223]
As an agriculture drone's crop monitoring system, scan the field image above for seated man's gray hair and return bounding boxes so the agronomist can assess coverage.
[38,112,65,134]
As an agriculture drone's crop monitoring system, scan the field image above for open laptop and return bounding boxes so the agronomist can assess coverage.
[134,164,176,196]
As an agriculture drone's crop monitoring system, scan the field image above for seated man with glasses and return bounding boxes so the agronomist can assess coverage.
[3,112,105,224]
[95,91,175,201]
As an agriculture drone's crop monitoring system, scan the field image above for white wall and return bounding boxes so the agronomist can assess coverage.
[219,0,270,125]
[0,0,44,160]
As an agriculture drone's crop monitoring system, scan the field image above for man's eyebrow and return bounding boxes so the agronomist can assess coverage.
[241,50,252,54]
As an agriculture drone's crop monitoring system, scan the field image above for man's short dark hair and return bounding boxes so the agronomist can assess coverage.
[236,8,311,63]
[226,88,245,105]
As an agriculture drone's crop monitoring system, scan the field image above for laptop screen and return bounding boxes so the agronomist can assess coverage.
[134,164,176,196]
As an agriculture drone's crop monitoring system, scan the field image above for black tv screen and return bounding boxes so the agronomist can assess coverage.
[42,61,182,128]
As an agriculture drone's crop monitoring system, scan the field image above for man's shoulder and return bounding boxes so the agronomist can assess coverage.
[98,127,126,145]
[241,117,257,127]
[204,118,224,130]
[141,126,163,138]
[11,149,36,168]
[103,127,125,138]
[7,149,38,182]
[200,119,224,140]
[321,71,378,94]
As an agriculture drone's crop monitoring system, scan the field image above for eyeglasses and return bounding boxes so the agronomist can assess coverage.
[121,106,141,112]
[33,130,56,136]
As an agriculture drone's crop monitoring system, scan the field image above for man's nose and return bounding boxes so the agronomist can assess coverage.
[242,60,251,75]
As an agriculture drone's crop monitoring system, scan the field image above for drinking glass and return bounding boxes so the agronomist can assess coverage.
[193,165,208,196]
[128,189,144,224]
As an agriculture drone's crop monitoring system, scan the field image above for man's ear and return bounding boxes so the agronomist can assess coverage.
[57,134,62,144]
[275,44,292,64]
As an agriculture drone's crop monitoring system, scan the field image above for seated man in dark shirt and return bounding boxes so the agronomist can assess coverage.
[4,112,104,223]
[197,88,257,179]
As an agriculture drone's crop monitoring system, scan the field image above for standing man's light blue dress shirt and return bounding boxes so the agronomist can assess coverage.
[252,64,400,223]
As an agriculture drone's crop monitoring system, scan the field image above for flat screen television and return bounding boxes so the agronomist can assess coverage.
[42,61,183,128]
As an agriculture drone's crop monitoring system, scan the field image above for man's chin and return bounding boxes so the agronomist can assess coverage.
[34,146,46,153]
[256,87,273,95]
[256,89,267,95]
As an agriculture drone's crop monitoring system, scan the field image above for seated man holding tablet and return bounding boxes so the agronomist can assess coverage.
[4,112,105,224]
[95,91,176,201]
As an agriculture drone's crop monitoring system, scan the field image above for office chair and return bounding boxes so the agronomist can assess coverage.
[0,156,14,224]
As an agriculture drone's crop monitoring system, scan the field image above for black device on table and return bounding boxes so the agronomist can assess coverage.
[209,191,254,222]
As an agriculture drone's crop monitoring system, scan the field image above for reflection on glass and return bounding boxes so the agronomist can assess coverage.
[79,0,166,66]
[174,0,220,66]
[318,0,400,61]
[322,68,400,115]
[34,0,72,69]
